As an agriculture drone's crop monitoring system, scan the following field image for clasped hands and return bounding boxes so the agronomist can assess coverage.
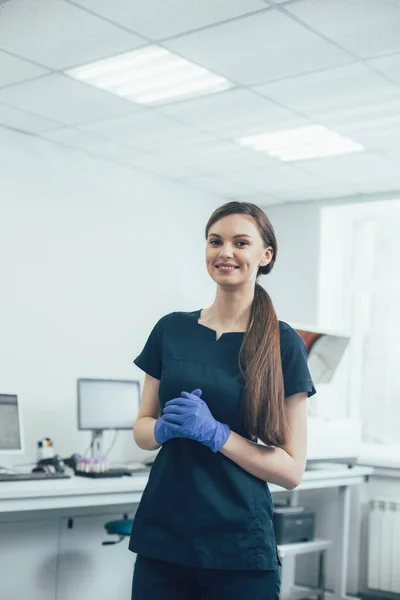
[154,389,231,453]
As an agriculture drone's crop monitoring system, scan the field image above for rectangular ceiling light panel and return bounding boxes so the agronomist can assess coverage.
[237,124,365,161]
[66,45,232,104]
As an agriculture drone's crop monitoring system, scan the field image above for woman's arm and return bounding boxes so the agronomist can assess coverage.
[219,392,308,490]
[133,374,162,451]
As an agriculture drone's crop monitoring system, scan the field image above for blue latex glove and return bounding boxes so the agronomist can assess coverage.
[154,389,203,445]
[162,389,231,453]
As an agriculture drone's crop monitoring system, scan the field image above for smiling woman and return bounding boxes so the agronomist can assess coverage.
[131,201,316,600]
[204,204,289,448]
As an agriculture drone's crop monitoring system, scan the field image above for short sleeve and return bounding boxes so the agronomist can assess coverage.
[133,317,165,380]
[280,324,316,399]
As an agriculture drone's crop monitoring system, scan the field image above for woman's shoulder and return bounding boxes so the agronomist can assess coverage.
[154,309,197,330]
[278,321,306,354]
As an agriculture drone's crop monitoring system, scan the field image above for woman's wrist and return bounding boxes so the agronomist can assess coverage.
[209,422,231,453]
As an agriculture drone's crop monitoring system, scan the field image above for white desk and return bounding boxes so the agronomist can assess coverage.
[0,465,371,513]
[0,465,372,600]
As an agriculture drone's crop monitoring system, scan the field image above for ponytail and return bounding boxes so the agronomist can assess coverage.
[238,283,287,446]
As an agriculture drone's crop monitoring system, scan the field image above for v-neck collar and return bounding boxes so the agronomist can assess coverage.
[194,309,246,343]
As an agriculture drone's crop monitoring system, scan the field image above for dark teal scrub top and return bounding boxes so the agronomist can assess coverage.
[129,309,316,571]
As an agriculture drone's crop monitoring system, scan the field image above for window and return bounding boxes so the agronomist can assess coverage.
[352,218,400,445]
[319,200,400,451]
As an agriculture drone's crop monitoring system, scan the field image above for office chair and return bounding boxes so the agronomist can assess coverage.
[102,515,134,545]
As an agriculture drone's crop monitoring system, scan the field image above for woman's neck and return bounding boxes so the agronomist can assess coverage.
[203,290,255,331]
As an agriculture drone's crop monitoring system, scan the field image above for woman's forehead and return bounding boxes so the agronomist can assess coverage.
[209,214,257,236]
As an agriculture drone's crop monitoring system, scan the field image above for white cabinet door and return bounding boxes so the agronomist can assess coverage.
[57,513,136,600]
[0,519,59,600]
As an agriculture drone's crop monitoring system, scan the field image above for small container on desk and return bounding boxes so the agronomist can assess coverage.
[37,438,55,461]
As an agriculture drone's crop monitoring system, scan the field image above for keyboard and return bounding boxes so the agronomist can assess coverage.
[0,471,71,482]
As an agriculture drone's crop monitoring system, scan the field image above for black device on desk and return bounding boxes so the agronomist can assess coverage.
[273,506,315,544]
[76,468,126,478]
[75,466,150,478]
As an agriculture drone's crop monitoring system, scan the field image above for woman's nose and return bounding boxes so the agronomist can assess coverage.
[219,252,233,260]
[219,244,233,257]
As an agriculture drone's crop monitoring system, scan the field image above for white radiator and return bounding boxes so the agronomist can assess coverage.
[368,499,400,593]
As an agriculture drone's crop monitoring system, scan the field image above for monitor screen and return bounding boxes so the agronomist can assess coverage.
[77,379,140,431]
[0,394,22,452]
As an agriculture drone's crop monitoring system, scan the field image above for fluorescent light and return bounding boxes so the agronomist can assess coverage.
[66,46,232,105]
[236,125,365,161]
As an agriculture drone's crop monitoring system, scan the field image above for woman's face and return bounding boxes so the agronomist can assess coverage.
[206,214,273,285]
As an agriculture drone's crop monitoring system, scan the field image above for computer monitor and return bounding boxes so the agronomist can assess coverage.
[77,378,141,457]
[0,394,23,454]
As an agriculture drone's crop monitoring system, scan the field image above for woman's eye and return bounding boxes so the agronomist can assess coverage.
[209,240,248,247]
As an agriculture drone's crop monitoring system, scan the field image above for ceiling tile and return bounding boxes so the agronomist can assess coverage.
[383,146,400,162]
[129,129,216,153]
[69,0,268,39]
[0,103,59,133]
[254,63,400,118]
[42,129,134,162]
[0,126,58,165]
[353,177,400,194]
[41,126,106,149]
[274,184,361,203]
[163,11,352,85]
[330,120,400,155]
[306,95,400,146]
[227,163,320,192]
[286,0,400,59]
[80,110,213,151]
[125,153,201,180]
[0,50,48,88]
[82,140,142,163]
[133,133,216,154]
[181,174,258,196]
[79,111,182,140]
[0,74,138,125]
[222,114,309,139]
[0,0,146,69]
[72,139,148,166]
[156,140,280,173]
[41,125,201,177]
[299,152,400,184]
[237,192,284,206]
[158,88,301,136]
[0,127,27,161]
[368,52,400,86]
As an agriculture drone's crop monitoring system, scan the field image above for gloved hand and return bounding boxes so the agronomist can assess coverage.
[154,389,203,445]
[162,389,231,453]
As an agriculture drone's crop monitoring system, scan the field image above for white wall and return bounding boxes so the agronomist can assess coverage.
[262,202,321,325]
[0,128,219,468]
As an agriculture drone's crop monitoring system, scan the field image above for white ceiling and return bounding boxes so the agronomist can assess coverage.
[0,0,400,205]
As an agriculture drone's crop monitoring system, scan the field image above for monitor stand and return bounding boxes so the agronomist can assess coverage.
[91,429,104,458]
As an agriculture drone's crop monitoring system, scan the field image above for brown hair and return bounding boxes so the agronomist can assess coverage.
[205,201,288,447]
